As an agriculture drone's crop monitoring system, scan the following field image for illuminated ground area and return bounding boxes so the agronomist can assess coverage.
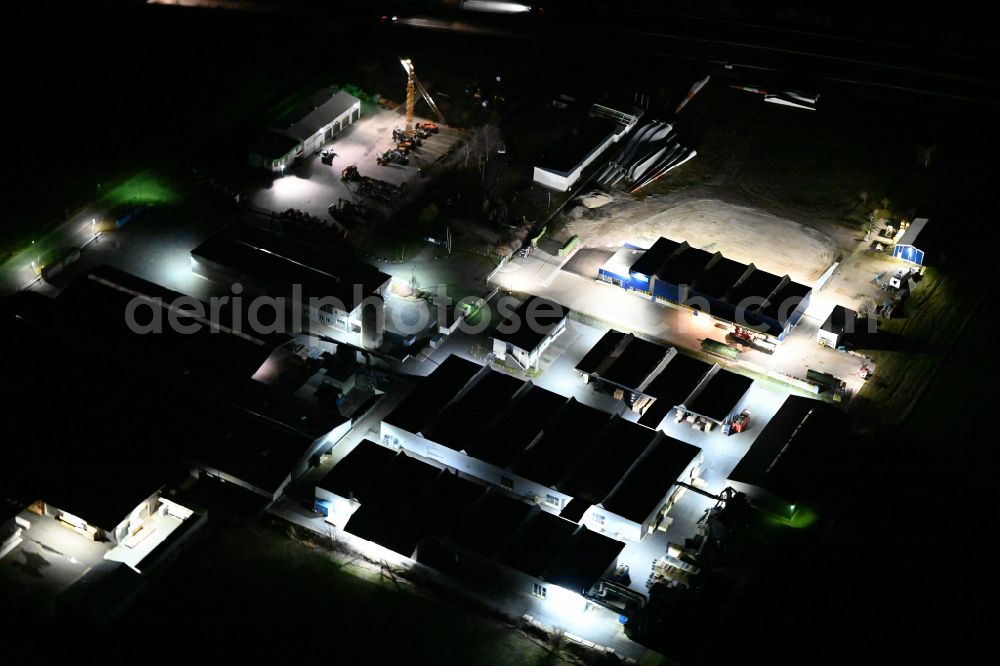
[105,513,185,571]
[561,196,841,284]
[0,512,111,604]
[248,107,464,222]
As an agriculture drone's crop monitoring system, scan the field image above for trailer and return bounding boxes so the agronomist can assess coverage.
[806,369,844,392]
[701,338,740,361]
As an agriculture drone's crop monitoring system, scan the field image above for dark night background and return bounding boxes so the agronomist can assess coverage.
[2,0,998,661]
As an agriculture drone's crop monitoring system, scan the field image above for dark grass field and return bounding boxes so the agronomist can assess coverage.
[126,517,581,665]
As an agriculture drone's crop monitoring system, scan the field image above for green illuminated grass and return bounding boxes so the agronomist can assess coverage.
[103,172,185,207]
[765,506,819,529]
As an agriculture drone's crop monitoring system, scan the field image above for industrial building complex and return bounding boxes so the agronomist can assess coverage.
[6,3,967,661]
[599,237,812,340]
[378,355,703,543]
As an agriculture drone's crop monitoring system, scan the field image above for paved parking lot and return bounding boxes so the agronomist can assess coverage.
[0,511,113,603]
[249,108,464,221]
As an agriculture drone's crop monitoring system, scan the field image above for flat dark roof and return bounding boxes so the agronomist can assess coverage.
[498,510,577,578]
[728,396,851,503]
[277,89,360,142]
[192,226,390,314]
[510,399,612,487]
[383,355,482,434]
[471,385,570,466]
[821,305,857,334]
[41,443,167,531]
[599,336,672,391]
[449,490,536,558]
[559,497,589,523]
[684,369,753,421]
[422,370,524,451]
[628,237,684,278]
[601,436,701,522]
[317,440,398,501]
[537,117,620,174]
[492,295,568,354]
[389,471,486,556]
[544,527,626,595]
[557,417,657,504]
[249,131,300,160]
[656,247,719,286]
[758,280,811,323]
[575,329,627,375]
[178,394,319,496]
[638,354,713,429]
[223,376,349,443]
[55,265,287,380]
[690,257,753,301]
[724,269,785,307]
[343,454,443,551]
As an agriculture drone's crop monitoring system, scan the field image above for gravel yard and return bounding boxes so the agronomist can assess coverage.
[560,195,841,284]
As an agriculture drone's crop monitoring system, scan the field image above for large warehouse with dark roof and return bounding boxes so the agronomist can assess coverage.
[315,440,627,614]
[379,354,703,543]
[598,236,813,340]
[727,396,852,511]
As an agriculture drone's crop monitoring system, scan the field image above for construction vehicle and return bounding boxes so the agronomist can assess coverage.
[393,127,422,145]
[722,410,751,436]
[341,165,361,182]
[377,148,409,166]
[400,58,446,138]
[330,198,372,220]
[730,326,777,354]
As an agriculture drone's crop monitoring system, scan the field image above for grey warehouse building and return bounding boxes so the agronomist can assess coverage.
[249,88,362,172]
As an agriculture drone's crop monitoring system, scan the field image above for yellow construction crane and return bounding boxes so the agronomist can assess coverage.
[400,58,446,137]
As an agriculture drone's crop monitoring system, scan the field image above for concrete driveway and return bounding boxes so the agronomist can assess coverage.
[492,250,872,393]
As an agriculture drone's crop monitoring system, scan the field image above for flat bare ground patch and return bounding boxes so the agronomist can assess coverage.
[562,197,840,283]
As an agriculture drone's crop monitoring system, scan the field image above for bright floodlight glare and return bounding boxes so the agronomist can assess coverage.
[462,1,532,13]
[547,585,587,616]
